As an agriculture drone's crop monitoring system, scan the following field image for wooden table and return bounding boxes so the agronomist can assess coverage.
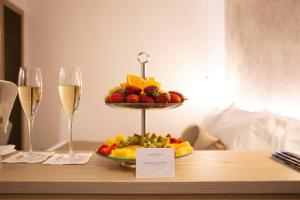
[0,151,299,200]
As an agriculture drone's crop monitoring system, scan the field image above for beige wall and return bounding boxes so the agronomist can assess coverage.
[226,0,300,119]
[18,0,226,150]
[11,0,299,149]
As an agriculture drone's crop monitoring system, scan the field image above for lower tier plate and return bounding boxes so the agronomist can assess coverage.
[95,150,193,163]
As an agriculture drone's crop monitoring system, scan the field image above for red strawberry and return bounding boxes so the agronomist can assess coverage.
[127,94,139,103]
[166,134,182,144]
[169,93,181,103]
[112,89,123,94]
[140,95,154,103]
[105,96,111,103]
[169,91,185,101]
[108,144,117,152]
[125,85,142,95]
[99,144,108,149]
[97,144,116,156]
[109,92,124,103]
[144,85,160,98]
[97,144,109,155]
[170,138,182,144]
[154,93,170,103]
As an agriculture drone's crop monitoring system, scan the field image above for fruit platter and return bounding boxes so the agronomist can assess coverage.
[96,133,193,167]
[105,74,187,109]
[98,52,192,168]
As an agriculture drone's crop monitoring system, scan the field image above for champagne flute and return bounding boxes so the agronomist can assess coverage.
[58,67,82,162]
[18,67,44,161]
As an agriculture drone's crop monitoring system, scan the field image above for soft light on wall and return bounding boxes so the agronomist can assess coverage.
[226,0,300,120]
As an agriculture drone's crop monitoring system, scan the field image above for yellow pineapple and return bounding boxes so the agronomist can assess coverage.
[165,141,193,157]
[115,134,127,144]
[105,137,116,146]
[110,148,131,158]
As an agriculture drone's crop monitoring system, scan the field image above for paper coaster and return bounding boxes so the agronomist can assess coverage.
[0,145,16,156]
[43,153,92,165]
[2,151,55,163]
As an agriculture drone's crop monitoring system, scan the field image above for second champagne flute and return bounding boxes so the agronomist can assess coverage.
[58,67,82,162]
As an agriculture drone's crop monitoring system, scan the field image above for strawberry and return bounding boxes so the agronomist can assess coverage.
[98,148,109,156]
[127,94,139,103]
[169,91,185,101]
[170,138,182,144]
[144,85,160,98]
[140,95,154,103]
[169,93,181,103]
[112,89,123,94]
[105,96,111,103]
[99,144,108,149]
[154,93,170,103]
[109,92,124,103]
[97,144,116,156]
[125,85,142,95]
[108,144,117,152]
[166,134,182,144]
[97,144,109,155]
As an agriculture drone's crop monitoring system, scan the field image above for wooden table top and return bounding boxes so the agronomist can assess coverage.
[0,151,299,194]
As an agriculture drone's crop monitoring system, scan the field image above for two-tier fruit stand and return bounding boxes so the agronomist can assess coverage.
[104,52,185,168]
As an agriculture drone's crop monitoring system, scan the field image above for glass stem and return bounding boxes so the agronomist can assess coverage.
[68,116,74,156]
[27,116,34,154]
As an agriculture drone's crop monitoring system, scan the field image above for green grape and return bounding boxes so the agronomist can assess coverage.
[146,133,152,139]
[151,134,158,143]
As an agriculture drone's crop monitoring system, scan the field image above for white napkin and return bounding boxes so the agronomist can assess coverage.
[0,145,16,156]
[2,151,54,163]
[43,153,92,165]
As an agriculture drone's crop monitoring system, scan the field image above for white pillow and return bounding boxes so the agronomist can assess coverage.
[203,104,300,150]
[243,112,285,150]
[204,104,263,150]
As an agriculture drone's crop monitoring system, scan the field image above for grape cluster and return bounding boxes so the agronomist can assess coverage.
[117,133,169,148]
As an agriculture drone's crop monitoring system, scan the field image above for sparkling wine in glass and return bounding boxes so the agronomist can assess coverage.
[58,67,82,162]
[18,67,44,161]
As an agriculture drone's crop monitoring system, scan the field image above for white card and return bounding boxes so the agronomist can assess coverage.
[136,148,175,178]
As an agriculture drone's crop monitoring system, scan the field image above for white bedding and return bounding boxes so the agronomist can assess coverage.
[201,104,300,151]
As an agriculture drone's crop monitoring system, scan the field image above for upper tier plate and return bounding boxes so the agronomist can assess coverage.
[106,103,184,110]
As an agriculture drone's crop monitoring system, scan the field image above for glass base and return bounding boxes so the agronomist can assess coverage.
[55,153,84,163]
[120,161,136,168]
[16,152,45,162]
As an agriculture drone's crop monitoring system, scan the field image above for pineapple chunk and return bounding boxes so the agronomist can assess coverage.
[175,145,193,157]
[110,148,131,158]
[165,141,190,149]
[105,137,116,146]
[110,148,137,159]
[115,134,127,144]
[165,141,193,157]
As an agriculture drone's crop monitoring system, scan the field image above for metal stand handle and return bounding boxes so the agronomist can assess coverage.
[137,52,149,136]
